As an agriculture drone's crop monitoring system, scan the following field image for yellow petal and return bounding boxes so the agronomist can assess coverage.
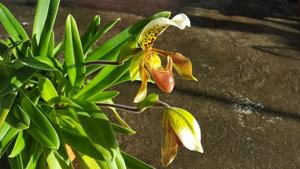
[167,107,204,153]
[133,65,150,103]
[161,112,179,166]
[149,56,175,93]
[129,52,143,81]
[170,52,198,81]
[149,53,161,69]
[139,14,191,49]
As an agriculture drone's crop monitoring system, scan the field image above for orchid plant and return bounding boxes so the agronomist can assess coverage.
[0,0,203,169]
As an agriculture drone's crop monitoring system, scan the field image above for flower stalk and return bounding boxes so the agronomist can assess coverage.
[84,60,122,66]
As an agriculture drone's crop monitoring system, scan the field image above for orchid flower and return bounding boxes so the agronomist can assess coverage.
[129,14,197,103]
[161,107,203,166]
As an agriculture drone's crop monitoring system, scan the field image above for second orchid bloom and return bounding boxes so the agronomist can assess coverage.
[128,13,197,103]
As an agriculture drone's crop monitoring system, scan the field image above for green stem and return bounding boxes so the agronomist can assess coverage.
[96,103,140,113]
[96,100,171,113]
[84,60,122,66]
[156,100,171,108]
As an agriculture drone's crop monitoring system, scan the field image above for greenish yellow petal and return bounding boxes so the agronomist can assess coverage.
[129,52,143,81]
[134,65,150,103]
[167,107,203,153]
[161,112,179,166]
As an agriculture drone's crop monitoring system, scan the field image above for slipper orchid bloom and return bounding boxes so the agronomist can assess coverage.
[130,14,197,103]
[161,107,203,166]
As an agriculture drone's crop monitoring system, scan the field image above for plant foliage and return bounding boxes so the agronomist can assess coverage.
[0,1,202,169]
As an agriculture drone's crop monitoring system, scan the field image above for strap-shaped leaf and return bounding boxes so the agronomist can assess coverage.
[0,122,19,157]
[22,140,43,169]
[114,149,126,169]
[86,91,119,103]
[18,56,61,71]
[83,18,120,54]
[76,152,101,169]
[6,105,30,129]
[121,151,154,169]
[32,0,60,45]
[111,123,135,135]
[39,31,55,57]
[8,153,24,169]
[76,61,130,99]
[9,130,26,158]
[38,77,58,102]
[64,15,86,88]
[0,67,36,96]
[60,127,105,160]
[0,92,17,127]
[45,150,71,169]
[81,15,101,52]
[0,3,29,41]
[77,112,118,162]
[21,92,60,149]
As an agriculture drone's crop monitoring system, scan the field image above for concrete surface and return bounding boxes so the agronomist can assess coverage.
[1,0,300,169]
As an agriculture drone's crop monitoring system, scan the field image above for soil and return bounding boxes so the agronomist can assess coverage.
[1,0,300,169]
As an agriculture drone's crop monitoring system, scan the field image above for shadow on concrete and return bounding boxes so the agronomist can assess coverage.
[174,86,300,122]
[189,15,300,48]
[186,0,299,20]
[252,45,300,61]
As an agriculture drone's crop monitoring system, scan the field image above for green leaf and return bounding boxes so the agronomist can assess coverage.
[137,93,159,112]
[76,153,101,169]
[117,38,139,64]
[39,31,55,57]
[111,123,135,135]
[32,0,50,44]
[38,77,58,102]
[83,18,120,54]
[18,56,60,71]
[114,149,127,169]
[105,99,136,135]
[122,151,154,169]
[76,61,130,99]
[37,152,48,169]
[60,127,105,160]
[6,105,30,129]
[9,130,26,158]
[32,0,60,45]
[0,67,36,96]
[77,112,118,161]
[0,122,19,157]
[87,91,119,102]
[0,92,17,127]
[45,150,71,169]
[64,15,86,88]
[8,154,24,169]
[22,140,43,169]
[81,15,101,52]
[21,92,60,149]
[0,3,29,41]
[0,121,11,139]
